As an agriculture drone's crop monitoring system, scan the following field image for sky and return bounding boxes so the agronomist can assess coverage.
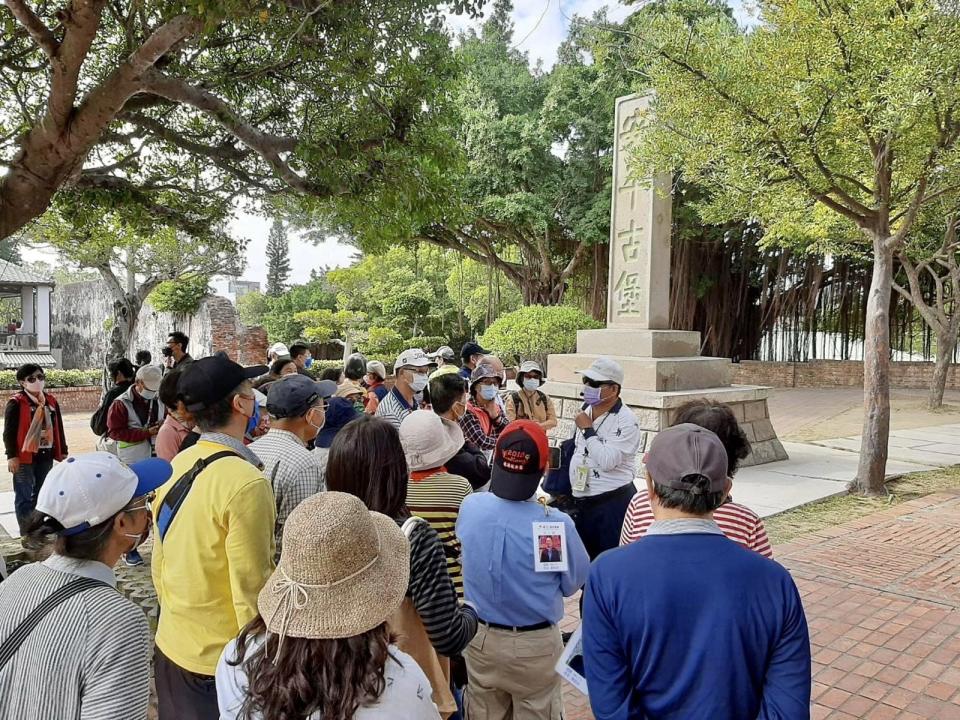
[25,0,756,288]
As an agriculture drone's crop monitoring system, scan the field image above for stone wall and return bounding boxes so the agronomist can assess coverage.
[51,281,267,369]
[545,385,788,468]
[0,386,101,413]
[731,360,960,390]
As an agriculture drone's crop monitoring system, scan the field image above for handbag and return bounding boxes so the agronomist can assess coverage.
[542,422,579,497]
[390,517,458,719]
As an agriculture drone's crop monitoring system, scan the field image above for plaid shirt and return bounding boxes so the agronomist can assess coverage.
[249,429,326,558]
[459,402,509,451]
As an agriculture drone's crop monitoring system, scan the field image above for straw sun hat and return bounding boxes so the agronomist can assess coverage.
[258,492,410,655]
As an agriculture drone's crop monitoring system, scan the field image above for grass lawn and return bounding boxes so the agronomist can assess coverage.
[764,465,960,544]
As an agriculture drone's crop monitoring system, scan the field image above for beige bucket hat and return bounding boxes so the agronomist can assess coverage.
[258,492,409,653]
[399,409,464,472]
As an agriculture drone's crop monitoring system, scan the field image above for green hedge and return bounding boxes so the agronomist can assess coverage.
[480,305,604,366]
[0,369,102,390]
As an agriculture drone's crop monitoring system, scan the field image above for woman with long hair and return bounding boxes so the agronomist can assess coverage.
[216,492,437,719]
[326,415,478,717]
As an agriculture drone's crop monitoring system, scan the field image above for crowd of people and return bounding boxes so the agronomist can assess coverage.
[0,330,812,720]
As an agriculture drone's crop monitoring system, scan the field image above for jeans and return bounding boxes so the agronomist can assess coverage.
[13,453,54,533]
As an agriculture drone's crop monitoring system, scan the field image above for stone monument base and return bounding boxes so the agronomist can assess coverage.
[542,381,789,468]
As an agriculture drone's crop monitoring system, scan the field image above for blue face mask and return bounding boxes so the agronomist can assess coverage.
[246,401,261,435]
[479,384,498,402]
[304,356,313,369]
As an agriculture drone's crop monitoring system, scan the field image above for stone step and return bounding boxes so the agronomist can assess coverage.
[546,353,732,392]
[576,328,702,358]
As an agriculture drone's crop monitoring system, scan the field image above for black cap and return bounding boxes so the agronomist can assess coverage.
[490,420,550,501]
[267,376,336,418]
[179,356,269,412]
[460,341,491,360]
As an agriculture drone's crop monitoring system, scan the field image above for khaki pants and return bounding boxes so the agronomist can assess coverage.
[464,623,563,720]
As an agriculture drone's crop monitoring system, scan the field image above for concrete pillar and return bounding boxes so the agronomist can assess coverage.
[20,286,35,335]
[36,286,51,350]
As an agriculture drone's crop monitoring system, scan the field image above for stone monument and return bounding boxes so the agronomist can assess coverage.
[544,93,787,466]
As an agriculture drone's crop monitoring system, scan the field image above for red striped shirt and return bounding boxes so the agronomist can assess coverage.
[620,490,773,558]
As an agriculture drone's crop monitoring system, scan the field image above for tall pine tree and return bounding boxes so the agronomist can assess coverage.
[265,220,291,297]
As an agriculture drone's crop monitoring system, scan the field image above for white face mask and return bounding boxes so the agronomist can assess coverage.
[123,505,151,553]
[23,378,44,394]
[140,388,157,400]
[307,407,326,435]
[523,378,541,392]
[409,372,429,393]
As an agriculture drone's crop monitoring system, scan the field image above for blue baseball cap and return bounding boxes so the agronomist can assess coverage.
[36,453,173,535]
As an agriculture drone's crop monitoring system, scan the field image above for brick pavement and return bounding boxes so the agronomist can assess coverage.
[558,490,960,719]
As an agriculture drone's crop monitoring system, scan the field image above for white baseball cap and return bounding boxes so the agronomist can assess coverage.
[576,356,625,386]
[136,364,163,391]
[36,452,173,535]
[269,342,290,358]
[394,348,435,370]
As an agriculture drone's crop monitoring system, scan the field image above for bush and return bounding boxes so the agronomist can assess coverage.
[480,305,604,367]
[0,368,102,390]
[148,275,211,314]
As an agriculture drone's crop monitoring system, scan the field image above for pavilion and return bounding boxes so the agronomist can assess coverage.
[0,261,56,369]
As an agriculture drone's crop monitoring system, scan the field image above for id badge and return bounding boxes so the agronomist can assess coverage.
[572,464,589,493]
[533,521,569,572]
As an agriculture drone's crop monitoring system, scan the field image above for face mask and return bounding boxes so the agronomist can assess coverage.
[582,385,603,406]
[353,400,365,414]
[304,356,313,369]
[306,407,325,435]
[523,378,540,392]
[140,388,157,400]
[452,400,467,422]
[479,384,498,402]
[409,372,429,393]
[24,379,44,394]
[123,506,151,553]
[243,398,261,435]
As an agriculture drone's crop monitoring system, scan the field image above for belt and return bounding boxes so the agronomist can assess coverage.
[479,618,553,633]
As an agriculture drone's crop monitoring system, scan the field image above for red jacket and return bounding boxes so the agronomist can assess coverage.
[106,391,158,443]
[4,391,67,463]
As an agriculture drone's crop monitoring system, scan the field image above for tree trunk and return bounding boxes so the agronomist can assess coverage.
[929,328,957,409]
[108,293,141,360]
[855,241,894,495]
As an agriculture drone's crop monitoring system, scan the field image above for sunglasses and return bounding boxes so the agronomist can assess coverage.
[25,374,45,383]
[582,378,612,389]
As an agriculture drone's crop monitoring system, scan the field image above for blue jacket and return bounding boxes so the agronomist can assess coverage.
[583,533,811,720]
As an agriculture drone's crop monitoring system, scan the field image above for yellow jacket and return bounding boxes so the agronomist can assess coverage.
[151,440,276,675]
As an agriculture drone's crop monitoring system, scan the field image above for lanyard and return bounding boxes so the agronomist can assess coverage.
[581,411,613,459]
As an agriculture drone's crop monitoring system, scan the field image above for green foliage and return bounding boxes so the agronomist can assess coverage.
[265,220,291,297]
[148,275,211,314]
[294,309,366,344]
[360,326,405,357]
[237,276,337,341]
[0,369,101,390]
[480,305,603,365]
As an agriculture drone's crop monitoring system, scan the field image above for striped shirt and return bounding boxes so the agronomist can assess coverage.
[250,428,326,559]
[403,518,478,657]
[406,469,472,597]
[375,387,418,429]
[620,490,773,558]
[0,555,151,720]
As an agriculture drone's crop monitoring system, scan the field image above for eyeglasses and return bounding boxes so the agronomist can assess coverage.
[126,491,156,515]
[25,374,45,382]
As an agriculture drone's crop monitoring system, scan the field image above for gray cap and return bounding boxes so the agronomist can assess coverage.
[646,423,729,493]
[267,375,337,418]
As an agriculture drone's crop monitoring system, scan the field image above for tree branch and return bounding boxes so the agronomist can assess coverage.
[3,0,59,59]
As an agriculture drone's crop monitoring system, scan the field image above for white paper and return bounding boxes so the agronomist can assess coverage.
[555,625,588,695]
[532,521,568,572]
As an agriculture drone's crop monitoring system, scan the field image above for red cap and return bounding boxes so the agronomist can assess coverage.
[490,420,550,501]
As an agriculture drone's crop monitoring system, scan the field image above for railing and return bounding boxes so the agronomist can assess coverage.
[0,333,38,350]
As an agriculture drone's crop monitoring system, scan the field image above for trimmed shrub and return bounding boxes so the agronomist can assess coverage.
[480,305,603,367]
[0,369,102,390]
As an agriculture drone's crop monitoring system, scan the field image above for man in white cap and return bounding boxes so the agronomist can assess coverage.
[430,345,456,368]
[568,356,640,560]
[106,364,165,468]
[0,452,172,720]
[375,348,435,429]
[267,342,290,364]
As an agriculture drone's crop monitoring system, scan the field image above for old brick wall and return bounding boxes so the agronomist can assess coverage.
[51,281,267,369]
[732,360,960,390]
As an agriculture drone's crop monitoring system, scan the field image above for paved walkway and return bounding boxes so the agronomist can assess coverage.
[559,489,960,719]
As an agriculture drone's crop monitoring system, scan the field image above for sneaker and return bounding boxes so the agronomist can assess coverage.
[123,550,144,567]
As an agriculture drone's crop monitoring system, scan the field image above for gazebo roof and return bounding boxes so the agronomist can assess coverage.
[0,261,54,295]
